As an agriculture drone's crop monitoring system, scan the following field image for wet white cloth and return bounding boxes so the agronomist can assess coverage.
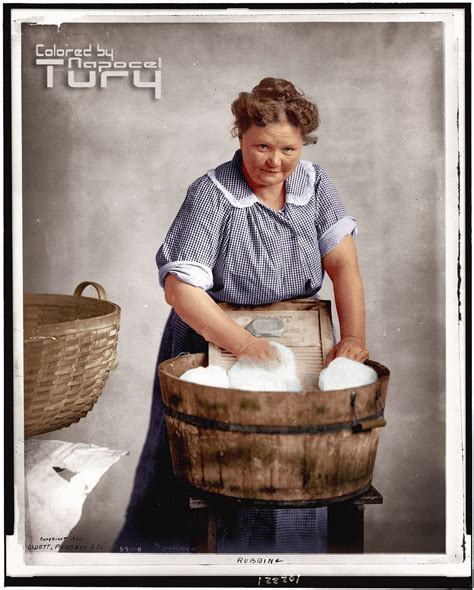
[25,439,127,551]
[179,343,302,392]
[180,365,230,388]
[228,342,301,392]
[318,357,377,391]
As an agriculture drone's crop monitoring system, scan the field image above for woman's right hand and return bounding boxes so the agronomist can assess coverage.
[235,333,281,365]
[164,275,281,365]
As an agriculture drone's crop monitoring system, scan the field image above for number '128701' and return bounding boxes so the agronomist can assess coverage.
[257,576,300,585]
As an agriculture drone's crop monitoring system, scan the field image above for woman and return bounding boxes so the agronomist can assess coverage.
[114,77,368,554]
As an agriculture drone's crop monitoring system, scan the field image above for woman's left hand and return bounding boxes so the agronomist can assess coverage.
[324,336,369,367]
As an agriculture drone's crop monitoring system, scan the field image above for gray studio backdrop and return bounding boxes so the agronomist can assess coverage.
[22,20,445,553]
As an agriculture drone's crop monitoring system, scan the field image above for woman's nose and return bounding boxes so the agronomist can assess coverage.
[267,152,281,168]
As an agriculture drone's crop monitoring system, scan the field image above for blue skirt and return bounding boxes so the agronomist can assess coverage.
[113,310,327,553]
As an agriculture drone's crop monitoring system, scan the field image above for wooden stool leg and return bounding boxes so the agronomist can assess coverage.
[190,502,218,553]
[327,502,365,553]
[207,505,217,553]
[190,505,210,552]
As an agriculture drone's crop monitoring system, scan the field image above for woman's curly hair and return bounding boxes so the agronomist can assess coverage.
[231,78,319,145]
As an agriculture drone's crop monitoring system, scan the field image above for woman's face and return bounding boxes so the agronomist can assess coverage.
[239,117,303,190]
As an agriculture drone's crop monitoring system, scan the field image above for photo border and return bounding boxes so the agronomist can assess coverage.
[5,2,471,584]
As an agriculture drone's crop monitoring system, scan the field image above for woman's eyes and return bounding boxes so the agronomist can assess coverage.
[257,144,295,153]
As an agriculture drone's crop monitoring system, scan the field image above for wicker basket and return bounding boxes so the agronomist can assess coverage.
[23,281,120,437]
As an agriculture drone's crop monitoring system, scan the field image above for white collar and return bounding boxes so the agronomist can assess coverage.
[206,149,315,209]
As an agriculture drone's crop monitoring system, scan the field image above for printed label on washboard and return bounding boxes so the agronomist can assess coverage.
[209,308,330,386]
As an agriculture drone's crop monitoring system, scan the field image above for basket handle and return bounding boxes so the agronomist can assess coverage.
[74,281,107,300]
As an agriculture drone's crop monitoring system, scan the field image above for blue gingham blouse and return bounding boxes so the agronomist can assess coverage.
[156,149,357,305]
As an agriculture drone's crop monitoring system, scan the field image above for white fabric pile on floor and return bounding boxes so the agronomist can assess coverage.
[318,357,377,391]
[179,342,302,392]
[25,439,127,551]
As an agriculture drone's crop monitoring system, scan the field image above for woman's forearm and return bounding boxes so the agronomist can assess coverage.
[323,235,366,344]
[332,268,366,345]
[322,235,368,364]
[164,274,255,356]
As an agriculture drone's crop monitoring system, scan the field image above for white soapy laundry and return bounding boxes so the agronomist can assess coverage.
[228,342,302,392]
[180,365,230,388]
[318,357,377,391]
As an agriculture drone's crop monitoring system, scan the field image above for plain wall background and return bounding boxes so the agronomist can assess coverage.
[21,20,445,553]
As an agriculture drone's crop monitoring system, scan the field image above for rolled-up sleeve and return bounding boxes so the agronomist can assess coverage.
[156,176,229,290]
[315,165,358,259]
